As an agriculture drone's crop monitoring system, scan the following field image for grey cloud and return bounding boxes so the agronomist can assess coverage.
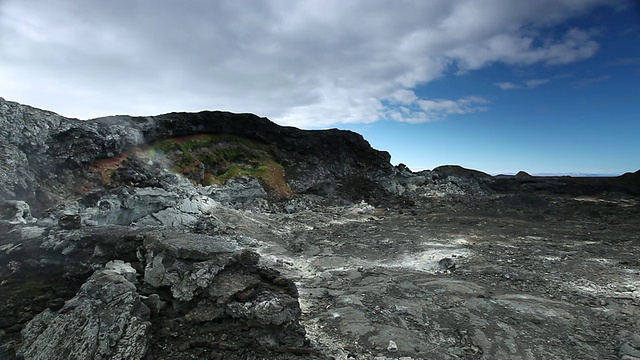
[0,0,623,126]
[448,28,600,71]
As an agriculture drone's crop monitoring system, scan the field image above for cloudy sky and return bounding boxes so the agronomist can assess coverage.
[1,0,639,174]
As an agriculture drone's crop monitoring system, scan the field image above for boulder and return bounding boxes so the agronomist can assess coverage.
[205,177,268,204]
[19,261,151,360]
[0,200,33,224]
[142,233,238,301]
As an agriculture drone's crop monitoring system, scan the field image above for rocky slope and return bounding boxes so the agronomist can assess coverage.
[0,97,394,214]
[0,97,405,360]
[1,97,639,359]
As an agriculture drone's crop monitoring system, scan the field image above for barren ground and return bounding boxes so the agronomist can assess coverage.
[242,192,640,359]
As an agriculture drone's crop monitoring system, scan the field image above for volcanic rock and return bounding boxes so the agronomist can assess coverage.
[1,98,640,360]
[19,261,151,360]
[0,97,394,214]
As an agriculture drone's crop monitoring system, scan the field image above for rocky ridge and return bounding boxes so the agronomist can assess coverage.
[1,97,639,359]
[0,97,394,214]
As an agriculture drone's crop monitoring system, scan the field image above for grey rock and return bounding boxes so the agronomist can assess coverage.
[0,99,69,202]
[381,168,432,196]
[206,177,268,204]
[438,257,456,270]
[10,226,45,241]
[78,188,220,229]
[285,203,297,214]
[176,195,219,214]
[144,232,238,260]
[19,261,150,360]
[143,253,230,301]
[621,343,640,358]
[142,233,238,301]
[0,200,33,224]
[387,340,398,352]
[74,187,180,226]
[392,305,409,314]
[226,291,301,326]
[136,207,199,227]
[621,355,640,360]
[115,187,180,224]
[142,294,165,315]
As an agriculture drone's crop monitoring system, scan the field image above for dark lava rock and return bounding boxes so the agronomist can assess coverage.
[1,223,320,359]
[432,165,492,180]
[57,214,81,229]
[438,257,456,270]
[237,249,261,266]
[514,170,534,182]
[0,97,393,214]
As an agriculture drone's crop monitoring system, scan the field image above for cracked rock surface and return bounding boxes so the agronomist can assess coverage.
[247,194,640,359]
[19,260,150,360]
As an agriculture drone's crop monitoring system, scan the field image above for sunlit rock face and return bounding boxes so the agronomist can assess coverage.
[1,98,640,359]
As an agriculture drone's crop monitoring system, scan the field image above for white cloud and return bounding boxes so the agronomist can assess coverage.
[390,89,419,104]
[0,0,623,127]
[525,79,550,88]
[495,82,521,90]
[419,96,487,114]
[384,96,488,123]
[446,28,600,72]
[495,78,550,90]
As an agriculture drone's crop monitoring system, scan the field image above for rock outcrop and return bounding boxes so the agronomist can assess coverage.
[0,220,317,359]
[19,261,151,360]
[0,97,393,214]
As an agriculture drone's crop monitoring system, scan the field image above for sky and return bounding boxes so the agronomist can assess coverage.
[1,0,639,175]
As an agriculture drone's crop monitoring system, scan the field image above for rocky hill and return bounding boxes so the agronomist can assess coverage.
[0,97,397,214]
[1,98,639,359]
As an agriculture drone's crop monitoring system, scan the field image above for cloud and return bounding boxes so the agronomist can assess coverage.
[0,0,622,127]
[495,82,521,90]
[495,78,550,89]
[572,75,611,88]
[525,78,550,88]
[447,28,602,73]
[384,95,488,123]
[419,96,489,117]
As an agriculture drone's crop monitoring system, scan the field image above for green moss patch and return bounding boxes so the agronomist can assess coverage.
[92,134,293,200]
